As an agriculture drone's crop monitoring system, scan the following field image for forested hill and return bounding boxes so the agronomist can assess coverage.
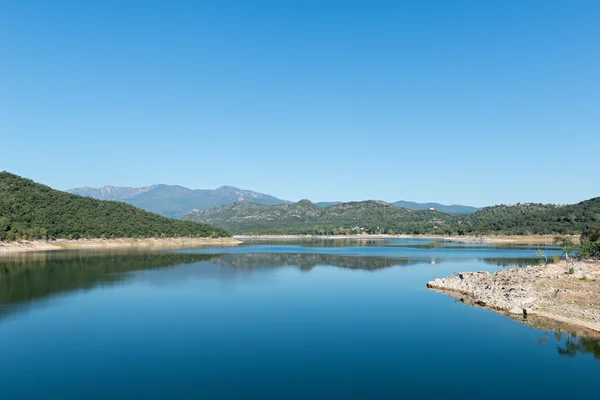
[460,199,600,235]
[391,201,480,214]
[0,172,231,241]
[184,197,600,236]
[183,199,452,234]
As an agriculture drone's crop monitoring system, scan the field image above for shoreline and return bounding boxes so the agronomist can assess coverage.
[427,259,600,334]
[0,237,241,254]
[235,234,575,245]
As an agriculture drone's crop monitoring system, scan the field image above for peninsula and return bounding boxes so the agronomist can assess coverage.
[428,258,600,333]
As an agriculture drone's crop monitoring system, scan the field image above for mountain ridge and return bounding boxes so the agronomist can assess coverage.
[0,172,230,241]
[183,196,600,236]
[67,184,292,218]
[66,184,480,217]
[184,199,451,234]
[391,200,480,214]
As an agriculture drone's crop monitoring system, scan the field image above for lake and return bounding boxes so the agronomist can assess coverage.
[0,238,598,399]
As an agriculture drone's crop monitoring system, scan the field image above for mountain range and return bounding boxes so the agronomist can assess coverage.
[66,184,480,218]
[0,172,230,241]
[183,199,452,234]
[67,185,291,218]
[183,196,600,236]
[5,172,599,239]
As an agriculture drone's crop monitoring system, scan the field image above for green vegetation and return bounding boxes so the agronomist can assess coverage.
[4,171,598,240]
[579,226,600,258]
[183,199,452,234]
[458,199,600,235]
[184,196,600,237]
[0,172,231,241]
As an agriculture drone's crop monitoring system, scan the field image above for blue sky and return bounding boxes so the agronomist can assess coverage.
[2,0,599,207]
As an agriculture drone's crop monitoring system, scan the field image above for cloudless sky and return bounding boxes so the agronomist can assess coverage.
[1,0,599,206]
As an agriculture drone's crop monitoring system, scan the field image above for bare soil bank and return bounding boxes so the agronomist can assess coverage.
[428,259,600,333]
[235,234,577,245]
[0,237,241,254]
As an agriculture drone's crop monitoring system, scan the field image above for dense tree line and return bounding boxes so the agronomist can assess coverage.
[457,199,600,235]
[185,199,452,234]
[0,172,231,241]
[206,198,600,236]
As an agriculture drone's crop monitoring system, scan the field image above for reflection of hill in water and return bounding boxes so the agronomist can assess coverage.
[241,239,560,252]
[212,252,417,271]
[0,252,216,319]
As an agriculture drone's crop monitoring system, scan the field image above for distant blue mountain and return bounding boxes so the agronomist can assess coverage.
[67,184,291,218]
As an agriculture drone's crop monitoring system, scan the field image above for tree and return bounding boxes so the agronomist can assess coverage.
[580,226,600,258]
[553,236,575,260]
[535,249,548,263]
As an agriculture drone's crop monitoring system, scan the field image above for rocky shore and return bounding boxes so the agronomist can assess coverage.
[427,259,600,333]
[0,237,241,254]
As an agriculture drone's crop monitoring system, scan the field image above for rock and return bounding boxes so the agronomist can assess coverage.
[523,307,533,315]
[509,307,523,315]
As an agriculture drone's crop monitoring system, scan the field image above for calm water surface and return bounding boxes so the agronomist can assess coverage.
[0,238,598,399]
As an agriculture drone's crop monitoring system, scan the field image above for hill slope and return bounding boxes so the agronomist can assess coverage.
[461,200,600,235]
[392,200,480,214]
[184,196,600,236]
[67,184,291,218]
[183,199,452,234]
[0,172,231,241]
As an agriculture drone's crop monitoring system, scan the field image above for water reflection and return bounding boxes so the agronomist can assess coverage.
[554,333,600,359]
[240,238,562,252]
[513,314,600,359]
[0,251,217,319]
[213,252,418,271]
[0,241,558,322]
[0,250,426,319]
[438,288,600,359]
[481,258,544,269]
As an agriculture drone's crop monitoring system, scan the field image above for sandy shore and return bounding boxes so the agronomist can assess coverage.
[0,237,241,254]
[427,259,600,333]
[235,234,576,245]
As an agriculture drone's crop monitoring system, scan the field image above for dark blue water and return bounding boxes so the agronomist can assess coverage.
[0,239,598,399]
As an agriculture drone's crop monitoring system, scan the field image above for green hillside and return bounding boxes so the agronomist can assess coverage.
[183,199,452,234]
[0,172,231,241]
[392,200,480,214]
[184,197,600,236]
[459,199,600,235]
